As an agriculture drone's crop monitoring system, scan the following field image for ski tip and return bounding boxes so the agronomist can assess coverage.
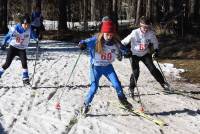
[55,102,61,110]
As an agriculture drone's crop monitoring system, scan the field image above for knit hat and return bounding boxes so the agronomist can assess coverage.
[101,20,116,33]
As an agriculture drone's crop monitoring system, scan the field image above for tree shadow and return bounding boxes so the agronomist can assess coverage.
[149,108,200,116]
[131,90,200,100]
[86,113,131,117]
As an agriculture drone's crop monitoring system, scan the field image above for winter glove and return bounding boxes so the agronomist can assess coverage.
[1,44,7,50]
[116,50,122,61]
[148,43,154,54]
[123,50,132,58]
[120,45,132,58]
[153,49,159,58]
[78,41,87,50]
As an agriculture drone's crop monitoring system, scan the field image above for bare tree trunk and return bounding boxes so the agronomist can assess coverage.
[0,0,8,34]
[146,0,151,18]
[127,0,136,20]
[152,0,158,23]
[169,0,174,13]
[189,0,195,22]
[24,0,32,15]
[33,0,41,9]
[91,0,95,21]
[112,0,118,31]
[135,0,142,25]
[83,0,88,31]
[58,0,67,31]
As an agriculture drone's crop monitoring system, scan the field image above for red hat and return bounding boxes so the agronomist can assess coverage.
[101,21,116,33]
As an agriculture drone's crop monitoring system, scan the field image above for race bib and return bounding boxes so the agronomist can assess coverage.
[15,35,25,45]
[101,52,112,60]
[94,46,116,66]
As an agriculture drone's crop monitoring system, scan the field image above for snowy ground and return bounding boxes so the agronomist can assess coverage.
[0,39,200,134]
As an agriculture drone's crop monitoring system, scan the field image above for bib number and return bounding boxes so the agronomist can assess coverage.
[16,37,24,44]
[139,43,146,50]
[101,52,112,60]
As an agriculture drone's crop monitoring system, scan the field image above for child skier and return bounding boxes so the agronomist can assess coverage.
[31,5,45,40]
[121,16,170,98]
[0,14,38,85]
[79,19,132,114]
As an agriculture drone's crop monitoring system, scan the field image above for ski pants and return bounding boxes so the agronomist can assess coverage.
[85,64,125,105]
[129,54,165,90]
[2,45,28,70]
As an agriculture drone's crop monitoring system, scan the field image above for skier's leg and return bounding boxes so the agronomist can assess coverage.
[129,55,140,97]
[142,54,169,90]
[104,65,132,109]
[1,46,17,77]
[18,49,30,85]
[84,66,102,106]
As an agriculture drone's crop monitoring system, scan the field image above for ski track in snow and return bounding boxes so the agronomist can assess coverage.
[0,40,199,134]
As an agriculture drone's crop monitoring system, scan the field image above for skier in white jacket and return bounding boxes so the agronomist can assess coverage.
[121,16,170,98]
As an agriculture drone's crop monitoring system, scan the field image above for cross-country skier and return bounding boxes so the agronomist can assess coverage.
[0,14,38,85]
[31,5,45,40]
[121,16,170,99]
[79,18,132,114]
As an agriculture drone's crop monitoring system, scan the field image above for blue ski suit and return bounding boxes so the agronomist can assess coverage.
[80,36,126,106]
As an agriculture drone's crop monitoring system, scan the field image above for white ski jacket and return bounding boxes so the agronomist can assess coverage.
[121,28,159,57]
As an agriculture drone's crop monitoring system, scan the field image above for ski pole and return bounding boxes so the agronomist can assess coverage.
[154,59,167,82]
[55,51,82,110]
[154,58,172,90]
[31,41,39,87]
[129,58,145,112]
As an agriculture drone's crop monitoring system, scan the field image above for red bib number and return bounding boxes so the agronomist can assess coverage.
[139,43,146,50]
[101,52,112,60]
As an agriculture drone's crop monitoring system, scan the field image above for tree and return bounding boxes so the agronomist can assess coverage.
[146,0,151,18]
[83,0,88,31]
[91,0,95,21]
[112,0,118,31]
[33,0,41,9]
[0,0,8,34]
[135,0,142,25]
[24,0,32,15]
[58,0,67,31]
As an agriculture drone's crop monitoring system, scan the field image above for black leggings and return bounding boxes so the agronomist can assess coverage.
[129,54,165,89]
[2,45,28,70]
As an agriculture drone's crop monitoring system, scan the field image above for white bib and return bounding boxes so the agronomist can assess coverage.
[93,45,117,66]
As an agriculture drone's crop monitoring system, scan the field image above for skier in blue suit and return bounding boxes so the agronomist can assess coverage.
[79,19,132,114]
[0,14,38,85]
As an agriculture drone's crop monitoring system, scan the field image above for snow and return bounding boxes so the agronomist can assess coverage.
[0,39,200,134]
[7,19,134,31]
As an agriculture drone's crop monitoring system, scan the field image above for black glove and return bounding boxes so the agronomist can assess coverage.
[78,41,87,50]
[116,50,122,61]
[123,50,132,58]
[1,44,7,50]
[153,49,159,58]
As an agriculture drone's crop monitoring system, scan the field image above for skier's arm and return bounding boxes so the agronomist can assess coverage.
[79,36,97,50]
[121,32,133,46]
[1,26,17,45]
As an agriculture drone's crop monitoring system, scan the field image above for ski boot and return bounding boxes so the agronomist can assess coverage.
[118,96,133,110]
[23,78,30,86]
[81,103,90,116]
